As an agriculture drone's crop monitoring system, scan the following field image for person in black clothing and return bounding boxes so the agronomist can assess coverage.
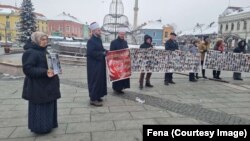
[87,22,107,106]
[139,35,154,89]
[110,29,130,94]
[233,40,247,80]
[22,31,61,134]
[164,32,179,85]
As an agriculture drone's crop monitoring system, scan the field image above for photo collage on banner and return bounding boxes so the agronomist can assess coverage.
[204,50,250,72]
[130,48,201,73]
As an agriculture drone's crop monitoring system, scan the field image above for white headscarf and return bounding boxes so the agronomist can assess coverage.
[31,31,48,45]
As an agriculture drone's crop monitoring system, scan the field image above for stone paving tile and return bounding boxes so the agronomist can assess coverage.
[91,112,132,121]
[0,118,27,128]
[9,124,67,138]
[66,121,115,134]
[0,111,27,119]
[217,108,250,115]
[92,130,142,141]
[0,127,16,139]
[130,111,171,119]
[155,117,209,125]
[0,105,16,111]
[114,119,157,130]
[109,106,145,113]
[35,133,90,141]
[0,138,35,141]
[71,107,110,115]
[58,114,90,124]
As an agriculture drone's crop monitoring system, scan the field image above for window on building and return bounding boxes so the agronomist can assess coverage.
[220,24,223,32]
[6,21,10,29]
[50,26,53,32]
[231,23,234,31]
[153,32,156,37]
[237,22,240,30]
[42,27,44,32]
[243,21,247,30]
[66,26,70,32]
[225,24,228,31]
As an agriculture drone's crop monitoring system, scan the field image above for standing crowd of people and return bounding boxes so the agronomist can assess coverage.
[21,22,247,134]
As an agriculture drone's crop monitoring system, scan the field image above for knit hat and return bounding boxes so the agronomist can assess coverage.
[89,22,100,31]
[31,31,48,45]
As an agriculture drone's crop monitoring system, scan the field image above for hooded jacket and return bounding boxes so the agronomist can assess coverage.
[140,35,153,49]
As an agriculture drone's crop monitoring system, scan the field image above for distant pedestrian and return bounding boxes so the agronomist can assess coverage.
[189,39,200,82]
[164,32,179,85]
[139,34,154,89]
[198,36,210,79]
[22,31,61,134]
[87,22,107,106]
[213,38,225,79]
[233,40,246,80]
[110,28,130,94]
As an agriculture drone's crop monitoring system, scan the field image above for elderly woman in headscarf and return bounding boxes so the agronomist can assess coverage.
[22,31,61,134]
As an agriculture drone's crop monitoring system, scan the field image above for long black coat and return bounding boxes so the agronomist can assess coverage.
[110,37,130,90]
[87,35,107,101]
[234,40,246,53]
[22,43,61,104]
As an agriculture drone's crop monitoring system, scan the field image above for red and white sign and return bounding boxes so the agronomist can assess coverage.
[106,49,131,82]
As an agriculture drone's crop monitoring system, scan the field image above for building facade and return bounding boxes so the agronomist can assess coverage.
[47,12,83,38]
[0,4,47,43]
[218,6,250,50]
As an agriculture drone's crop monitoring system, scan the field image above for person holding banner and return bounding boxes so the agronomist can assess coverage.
[189,40,200,82]
[233,40,247,80]
[87,22,107,106]
[164,32,179,85]
[199,36,210,79]
[110,28,130,94]
[139,35,154,89]
[213,39,225,79]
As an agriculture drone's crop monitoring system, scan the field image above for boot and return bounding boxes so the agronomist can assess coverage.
[233,72,243,80]
[139,73,145,89]
[213,70,216,79]
[189,73,197,82]
[145,73,153,87]
[202,69,207,79]
[216,71,221,80]
[196,73,199,79]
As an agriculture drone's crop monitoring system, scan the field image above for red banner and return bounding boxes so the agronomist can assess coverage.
[106,49,131,82]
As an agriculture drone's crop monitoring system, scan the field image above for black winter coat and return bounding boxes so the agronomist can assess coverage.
[234,40,246,53]
[110,37,130,90]
[140,35,153,49]
[165,39,179,51]
[22,43,61,104]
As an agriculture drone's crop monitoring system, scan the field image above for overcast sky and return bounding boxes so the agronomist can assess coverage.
[0,0,249,31]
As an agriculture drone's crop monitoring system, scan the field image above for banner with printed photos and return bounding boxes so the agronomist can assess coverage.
[130,48,201,73]
[46,53,62,75]
[204,50,250,72]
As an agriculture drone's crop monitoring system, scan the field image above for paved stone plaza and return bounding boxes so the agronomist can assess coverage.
[0,49,250,141]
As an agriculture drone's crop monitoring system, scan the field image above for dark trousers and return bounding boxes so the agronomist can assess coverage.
[213,70,221,79]
[201,61,206,77]
[189,73,198,81]
[164,73,173,82]
[139,73,152,85]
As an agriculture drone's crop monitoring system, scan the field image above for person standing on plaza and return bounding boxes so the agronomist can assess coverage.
[139,34,154,89]
[233,40,247,80]
[110,29,130,94]
[213,39,225,79]
[87,22,107,106]
[189,39,200,82]
[198,36,210,79]
[164,32,179,85]
[22,32,61,134]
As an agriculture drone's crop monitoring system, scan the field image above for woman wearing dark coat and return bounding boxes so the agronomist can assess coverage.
[110,30,130,94]
[213,39,224,79]
[188,40,200,82]
[233,40,247,80]
[87,22,107,106]
[139,35,154,89]
[22,32,61,134]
